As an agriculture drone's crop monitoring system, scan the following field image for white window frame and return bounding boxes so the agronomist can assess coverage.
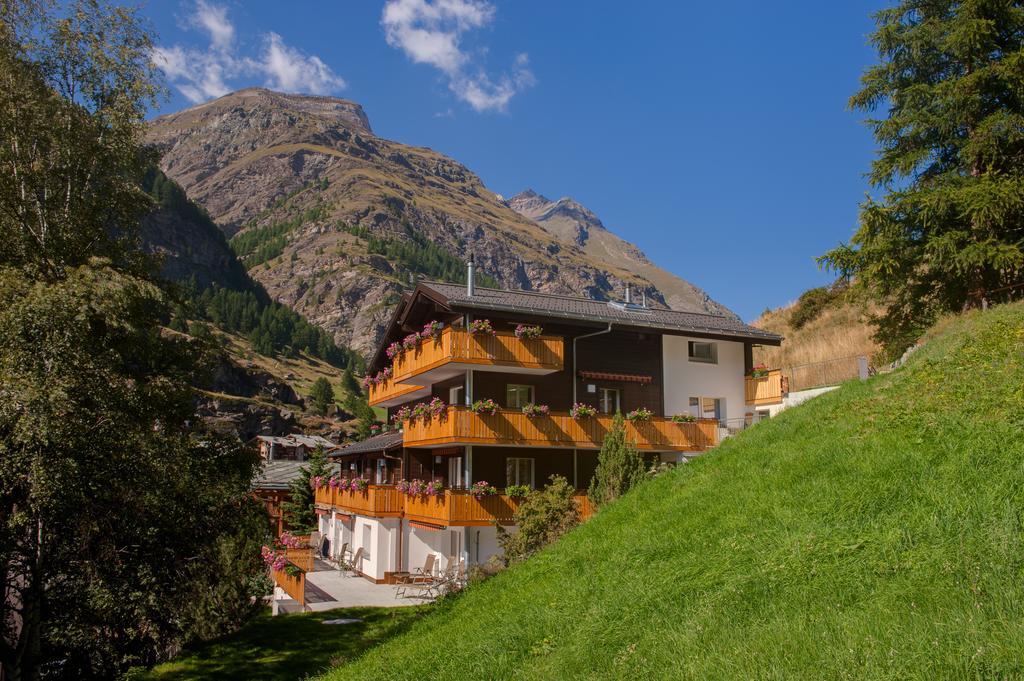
[688,340,718,364]
[599,387,621,414]
[506,457,535,488]
[449,385,464,406]
[690,396,723,421]
[505,384,534,409]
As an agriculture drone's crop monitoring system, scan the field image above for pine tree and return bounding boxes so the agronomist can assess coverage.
[820,1,1024,356]
[309,377,335,414]
[587,413,646,508]
[281,447,331,532]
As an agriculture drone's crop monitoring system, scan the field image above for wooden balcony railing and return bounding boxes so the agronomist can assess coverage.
[368,378,424,406]
[272,566,305,605]
[314,485,404,518]
[392,328,563,381]
[745,369,786,406]
[402,406,717,451]
[404,490,595,527]
[285,547,314,572]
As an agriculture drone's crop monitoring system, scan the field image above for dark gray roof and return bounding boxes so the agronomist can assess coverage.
[418,281,781,344]
[252,460,340,490]
[330,431,404,457]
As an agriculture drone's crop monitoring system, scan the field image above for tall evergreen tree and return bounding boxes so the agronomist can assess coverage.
[281,447,331,532]
[309,377,335,415]
[820,0,1024,355]
[587,413,646,508]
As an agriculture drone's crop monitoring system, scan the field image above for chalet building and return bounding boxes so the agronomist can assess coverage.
[252,459,340,536]
[314,262,783,583]
[253,434,339,461]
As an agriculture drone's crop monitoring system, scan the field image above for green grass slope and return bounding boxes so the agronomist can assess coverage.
[325,303,1024,680]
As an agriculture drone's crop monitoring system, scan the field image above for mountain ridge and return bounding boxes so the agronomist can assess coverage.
[146,88,736,357]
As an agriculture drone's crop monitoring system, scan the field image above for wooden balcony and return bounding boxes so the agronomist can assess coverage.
[404,490,595,527]
[368,378,428,407]
[402,406,717,451]
[369,328,564,406]
[745,369,786,406]
[314,485,404,518]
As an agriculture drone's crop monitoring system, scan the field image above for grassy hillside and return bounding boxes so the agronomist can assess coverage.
[753,286,880,389]
[324,303,1024,679]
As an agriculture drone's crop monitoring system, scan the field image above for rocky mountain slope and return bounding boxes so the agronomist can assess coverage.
[138,169,359,441]
[506,190,733,316]
[146,88,734,357]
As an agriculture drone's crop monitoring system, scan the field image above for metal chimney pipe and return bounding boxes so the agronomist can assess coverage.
[642,290,647,308]
[625,284,631,305]
[467,254,475,297]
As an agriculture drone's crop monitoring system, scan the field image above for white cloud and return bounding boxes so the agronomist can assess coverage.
[191,0,234,51]
[260,33,346,94]
[154,1,345,104]
[381,0,534,112]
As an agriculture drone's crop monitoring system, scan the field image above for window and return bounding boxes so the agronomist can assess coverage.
[375,459,386,484]
[506,384,534,409]
[506,457,535,487]
[448,456,464,488]
[599,387,620,414]
[688,341,718,364]
[449,385,464,406]
[690,396,722,420]
[361,524,372,561]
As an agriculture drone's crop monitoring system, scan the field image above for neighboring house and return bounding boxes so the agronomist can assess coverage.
[253,434,339,461]
[315,262,784,582]
[252,459,340,536]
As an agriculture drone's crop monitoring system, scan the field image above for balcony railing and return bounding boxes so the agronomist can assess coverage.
[745,369,786,406]
[368,378,426,406]
[314,485,404,518]
[369,328,564,406]
[315,485,595,527]
[402,406,718,451]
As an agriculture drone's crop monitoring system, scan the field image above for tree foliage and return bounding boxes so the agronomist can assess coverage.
[820,0,1024,355]
[309,377,336,415]
[281,447,332,533]
[0,3,268,677]
[588,413,647,508]
[498,475,580,565]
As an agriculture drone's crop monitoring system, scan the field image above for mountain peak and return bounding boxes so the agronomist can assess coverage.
[153,87,373,136]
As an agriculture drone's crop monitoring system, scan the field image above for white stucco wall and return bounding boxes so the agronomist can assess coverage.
[662,335,747,423]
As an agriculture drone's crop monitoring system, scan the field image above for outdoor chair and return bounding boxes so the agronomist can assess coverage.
[393,554,438,598]
[341,547,363,576]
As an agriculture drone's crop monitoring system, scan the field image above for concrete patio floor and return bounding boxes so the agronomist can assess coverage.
[274,560,430,614]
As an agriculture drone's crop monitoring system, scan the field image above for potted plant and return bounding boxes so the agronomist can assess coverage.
[514,324,543,340]
[750,363,770,378]
[421,320,444,340]
[424,480,444,497]
[392,404,412,426]
[468,319,494,335]
[671,413,697,423]
[570,402,597,419]
[385,341,402,359]
[505,484,530,499]
[471,480,498,498]
[521,402,550,417]
[427,396,447,419]
[349,478,369,492]
[402,332,420,352]
[470,398,499,415]
[626,407,653,422]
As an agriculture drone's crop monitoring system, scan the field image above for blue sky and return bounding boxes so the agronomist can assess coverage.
[144,0,882,321]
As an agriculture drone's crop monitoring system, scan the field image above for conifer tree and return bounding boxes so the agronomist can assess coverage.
[309,377,335,414]
[588,413,646,508]
[281,446,331,532]
[821,1,1024,355]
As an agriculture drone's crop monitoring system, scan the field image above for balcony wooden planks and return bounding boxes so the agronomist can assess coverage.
[403,406,717,451]
[272,567,305,605]
[314,486,403,517]
[745,369,785,406]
